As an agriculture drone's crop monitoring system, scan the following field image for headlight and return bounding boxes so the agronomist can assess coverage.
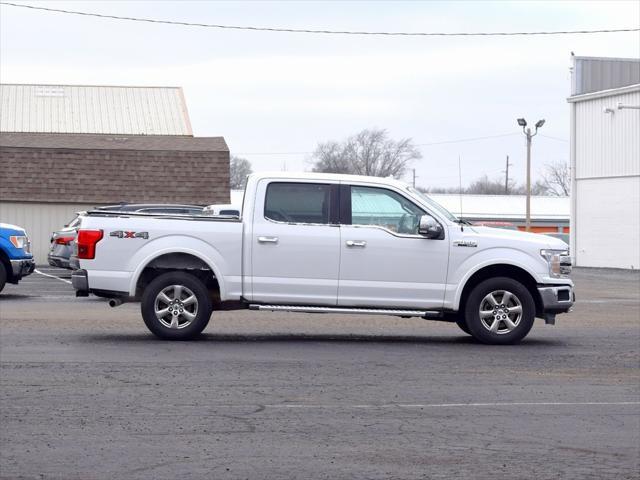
[540,249,572,278]
[9,235,31,253]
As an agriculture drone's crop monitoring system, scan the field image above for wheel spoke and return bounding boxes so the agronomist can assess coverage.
[173,285,183,301]
[504,316,517,331]
[480,310,494,319]
[181,310,196,321]
[489,319,500,332]
[182,295,197,306]
[169,316,180,329]
[486,294,498,306]
[158,292,172,304]
[509,305,522,314]
[155,307,169,319]
[502,291,512,305]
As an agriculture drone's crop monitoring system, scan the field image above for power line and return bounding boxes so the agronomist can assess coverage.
[2,2,638,37]
[236,132,521,155]
[416,132,519,146]
[539,134,569,142]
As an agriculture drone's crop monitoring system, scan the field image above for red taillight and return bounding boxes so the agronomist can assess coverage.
[76,229,103,259]
[55,236,75,245]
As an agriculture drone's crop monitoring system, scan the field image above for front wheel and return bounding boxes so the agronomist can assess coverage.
[0,262,6,293]
[464,277,535,345]
[141,271,212,340]
[455,315,471,335]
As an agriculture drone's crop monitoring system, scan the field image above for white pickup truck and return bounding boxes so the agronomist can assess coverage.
[72,172,574,345]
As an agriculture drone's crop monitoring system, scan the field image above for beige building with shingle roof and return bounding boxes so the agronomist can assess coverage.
[0,84,229,263]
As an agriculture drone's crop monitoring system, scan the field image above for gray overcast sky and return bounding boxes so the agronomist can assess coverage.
[1,0,639,189]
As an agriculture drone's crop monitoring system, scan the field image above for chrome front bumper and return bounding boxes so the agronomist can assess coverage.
[538,284,574,324]
[10,258,35,280]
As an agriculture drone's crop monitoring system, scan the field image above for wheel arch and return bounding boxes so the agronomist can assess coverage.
[455,263,543,317]
[131,250,224,300]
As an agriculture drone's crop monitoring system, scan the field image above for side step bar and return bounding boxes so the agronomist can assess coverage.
[248,304,442,319]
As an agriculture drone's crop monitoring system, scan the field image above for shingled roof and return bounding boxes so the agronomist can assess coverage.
[0,133,230,205]
[0,132,228,152]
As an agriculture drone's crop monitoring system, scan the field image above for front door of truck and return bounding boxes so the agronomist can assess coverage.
[249,180,340,305]
[337,184,449,309]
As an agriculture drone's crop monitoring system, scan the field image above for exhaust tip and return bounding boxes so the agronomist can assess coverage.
[108,298,124,308]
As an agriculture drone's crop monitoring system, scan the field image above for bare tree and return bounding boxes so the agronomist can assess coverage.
[311,128,421,178]
[539,161,570,196]
[465,175,527,195]
[230,155,253,190]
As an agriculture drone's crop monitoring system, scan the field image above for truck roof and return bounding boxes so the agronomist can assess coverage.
[248,171,411,190]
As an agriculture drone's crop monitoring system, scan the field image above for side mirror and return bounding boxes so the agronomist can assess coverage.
[418,215,443,239]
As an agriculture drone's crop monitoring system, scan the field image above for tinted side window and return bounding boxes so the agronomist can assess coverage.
[351,186,424,235]
[265,183,332,224]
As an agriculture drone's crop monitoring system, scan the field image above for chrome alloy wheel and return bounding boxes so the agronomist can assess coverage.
[154,285,198,329]
[479,290,523,335]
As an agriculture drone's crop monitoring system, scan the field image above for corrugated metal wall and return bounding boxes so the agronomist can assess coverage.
[0,84,192,136]
[572,57,640,95]
[575,90,640,179]
[0,202,99,264]
[574,177,639,269]
[572,88,640,269]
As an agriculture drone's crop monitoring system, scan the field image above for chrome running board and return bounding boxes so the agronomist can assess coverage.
[248,304,441,318]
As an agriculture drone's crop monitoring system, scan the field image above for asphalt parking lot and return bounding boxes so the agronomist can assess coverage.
[1,267,639,479]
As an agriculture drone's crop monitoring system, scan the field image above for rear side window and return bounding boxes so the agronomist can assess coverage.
[265,183,332,224]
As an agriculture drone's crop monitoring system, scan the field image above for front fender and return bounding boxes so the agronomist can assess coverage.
[127,235,228,299]
[447,247,545,310]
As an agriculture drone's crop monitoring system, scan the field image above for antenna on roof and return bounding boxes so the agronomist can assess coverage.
[458,155,464,231]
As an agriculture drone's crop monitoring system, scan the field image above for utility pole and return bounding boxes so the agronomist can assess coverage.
[525,132,532,230]
[503,155,512,194]
[412,168,417,188]
[517,118,545,232]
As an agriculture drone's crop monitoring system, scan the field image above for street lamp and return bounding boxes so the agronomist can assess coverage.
[518,118,545,231]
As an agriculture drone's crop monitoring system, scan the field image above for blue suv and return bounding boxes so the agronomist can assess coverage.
[0,223,35,292]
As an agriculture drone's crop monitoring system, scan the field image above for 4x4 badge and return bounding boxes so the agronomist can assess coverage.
[110,231,149,239]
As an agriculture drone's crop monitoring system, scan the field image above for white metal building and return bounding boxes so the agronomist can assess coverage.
[568,56,640,269]
[0,84,192,135]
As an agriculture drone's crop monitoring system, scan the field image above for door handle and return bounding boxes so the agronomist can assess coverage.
[345,240,366,247]
[258,236,279,244]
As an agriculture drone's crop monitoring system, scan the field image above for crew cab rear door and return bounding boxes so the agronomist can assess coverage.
[248,179,340,305]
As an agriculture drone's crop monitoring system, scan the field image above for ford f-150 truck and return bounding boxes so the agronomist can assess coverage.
[72,172,574,344]
[0,223,35,292]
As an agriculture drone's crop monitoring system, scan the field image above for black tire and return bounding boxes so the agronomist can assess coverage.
[464,277,535,345]
[455,315,472,335]
[141,271,212,340]
[0,262,6,293]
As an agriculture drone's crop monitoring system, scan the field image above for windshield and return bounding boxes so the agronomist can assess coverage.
[407,187,459,223]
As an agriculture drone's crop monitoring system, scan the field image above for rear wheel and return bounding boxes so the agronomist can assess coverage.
[0,262,6,293]
[141,271,212,340]
[464,277,535,345]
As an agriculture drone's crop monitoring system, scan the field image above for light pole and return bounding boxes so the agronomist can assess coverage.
[517,118,545,231]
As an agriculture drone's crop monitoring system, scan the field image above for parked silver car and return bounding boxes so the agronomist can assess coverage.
[48,216,81,269]
[49,204,205,270]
